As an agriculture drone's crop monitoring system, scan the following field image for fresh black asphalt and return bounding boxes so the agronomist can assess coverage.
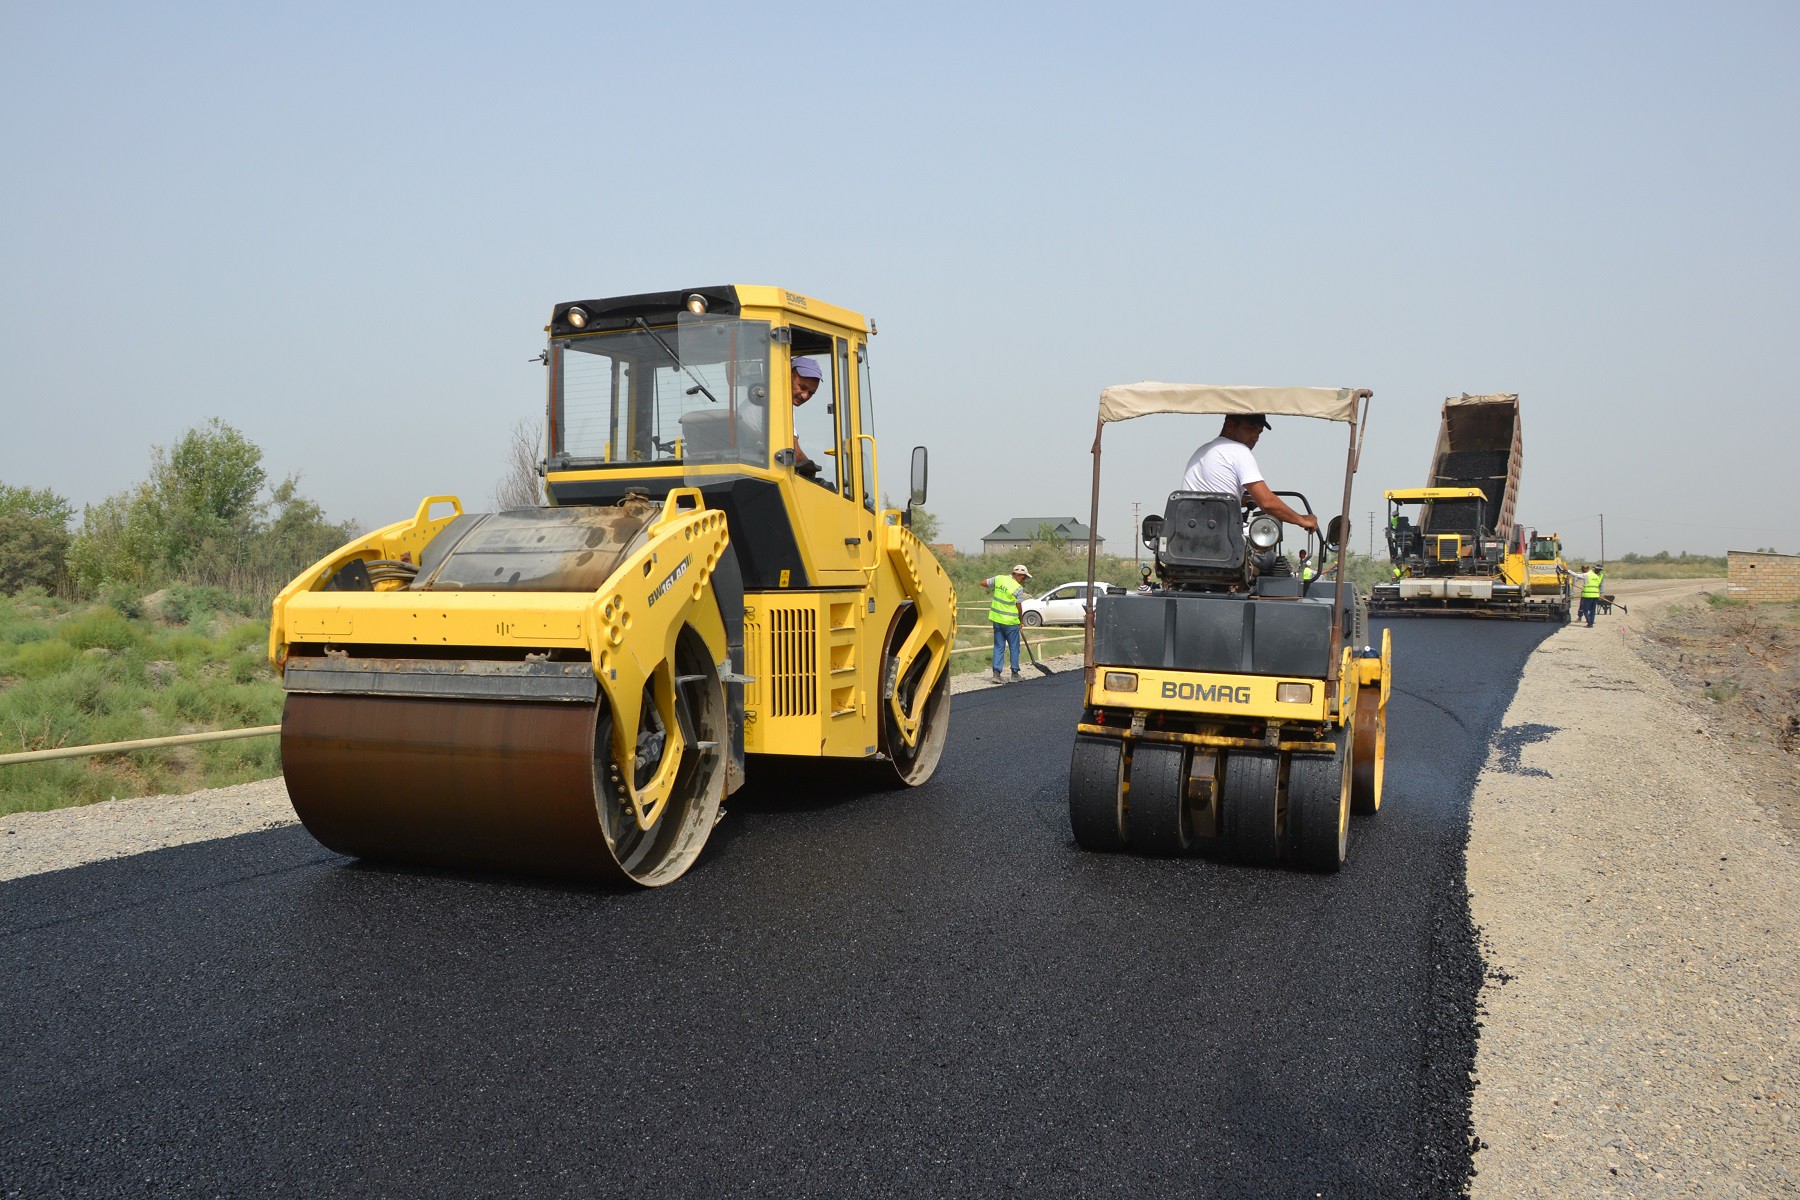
[2,618,1555,1198]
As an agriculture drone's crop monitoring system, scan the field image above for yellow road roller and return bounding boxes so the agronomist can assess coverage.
[1069,385,1391,871]
[269,286,955,887]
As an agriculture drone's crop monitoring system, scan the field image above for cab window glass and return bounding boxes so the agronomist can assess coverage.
[788,326,841,493]
[857,345,876,513]
[836,339,855,502]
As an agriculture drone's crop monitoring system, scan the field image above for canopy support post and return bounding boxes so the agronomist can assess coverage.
[1083,415,1104,685]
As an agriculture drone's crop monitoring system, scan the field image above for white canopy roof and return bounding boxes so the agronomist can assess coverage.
[1097,383,1362,425]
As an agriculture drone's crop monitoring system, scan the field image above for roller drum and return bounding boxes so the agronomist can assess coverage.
[282,693,630,885]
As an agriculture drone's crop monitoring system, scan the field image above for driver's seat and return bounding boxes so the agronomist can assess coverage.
[1151,491,1249,590]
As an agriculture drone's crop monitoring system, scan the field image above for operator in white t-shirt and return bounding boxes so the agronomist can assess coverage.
[1181,413,1319,535]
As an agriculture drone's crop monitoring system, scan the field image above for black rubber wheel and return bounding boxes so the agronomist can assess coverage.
[1220,750,1282,865]
[1069,735,1128,851]
[1289,745,1350,873]
[1350,687,1385,815]
[874,604,952,788]
[1126,742,1192,856]
[1022,611,1043,627]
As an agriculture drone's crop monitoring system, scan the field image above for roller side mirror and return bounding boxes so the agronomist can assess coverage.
[1141,513,1164,549]
[909,446,928,506]
[1323,515,1345,550]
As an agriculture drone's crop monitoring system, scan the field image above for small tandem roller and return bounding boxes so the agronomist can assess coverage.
[270,286,955,887]
[1069,384,1391,872]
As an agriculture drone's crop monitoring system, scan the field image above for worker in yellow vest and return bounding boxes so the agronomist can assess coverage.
[1579,563,1605,627]
[980,564,1032,682]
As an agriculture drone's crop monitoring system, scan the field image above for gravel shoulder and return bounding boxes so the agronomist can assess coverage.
[1468,578,1798,1198]
[0,651,1087,882]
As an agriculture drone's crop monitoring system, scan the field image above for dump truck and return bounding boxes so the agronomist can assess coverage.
[269,286,956,887]
[1370,393,1569,619]
[1069,385,1391,872]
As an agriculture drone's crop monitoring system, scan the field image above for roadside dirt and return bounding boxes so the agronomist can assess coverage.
[1629,582,1799,836]
[1468,578,1797,1198]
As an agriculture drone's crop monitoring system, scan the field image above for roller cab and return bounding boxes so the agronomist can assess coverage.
[270,286,955,887]
[1069,385,1391,871]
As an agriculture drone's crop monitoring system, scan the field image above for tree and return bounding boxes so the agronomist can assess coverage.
[495,418,544,509]
[67,419,351,596]
[0,513,72,594]
[908,508,942,541]
[0,481,76,594]
[149,418,268,563]
[0,482,75,528]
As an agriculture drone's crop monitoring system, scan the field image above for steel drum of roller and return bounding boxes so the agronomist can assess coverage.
[278,503,732,887]
[281,631,730,887]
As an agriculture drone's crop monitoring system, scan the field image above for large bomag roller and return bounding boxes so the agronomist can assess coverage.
[270,286,955,887]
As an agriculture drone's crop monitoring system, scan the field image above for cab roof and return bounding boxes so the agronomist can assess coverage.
[549,285,867,338]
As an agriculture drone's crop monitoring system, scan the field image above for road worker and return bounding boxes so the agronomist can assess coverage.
[1580,563,1606,627]
[980,564,1031,682]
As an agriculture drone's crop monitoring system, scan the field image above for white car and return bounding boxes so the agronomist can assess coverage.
[1019,581,1128,626]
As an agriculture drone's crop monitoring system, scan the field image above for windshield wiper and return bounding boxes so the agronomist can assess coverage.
[633,318,720,404]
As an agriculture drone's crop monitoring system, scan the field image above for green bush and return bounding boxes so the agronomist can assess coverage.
[6,639,78,680]
[58,606,141,651]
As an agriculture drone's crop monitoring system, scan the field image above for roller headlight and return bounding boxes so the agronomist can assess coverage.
[685,293,709,315]
[565,306,588,329]
[1247,514,1281,549]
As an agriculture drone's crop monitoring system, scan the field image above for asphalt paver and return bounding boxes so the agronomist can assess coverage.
[1,619,1556,1198]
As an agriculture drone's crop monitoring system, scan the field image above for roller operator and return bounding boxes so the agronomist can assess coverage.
[1182,413,1319,535]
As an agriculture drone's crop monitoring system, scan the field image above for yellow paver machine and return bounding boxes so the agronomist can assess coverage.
[1069,385,1392,871]
[1371,488,1572,621]
[269,286,955,886]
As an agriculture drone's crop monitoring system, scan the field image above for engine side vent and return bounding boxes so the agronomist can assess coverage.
[768,606,818,717]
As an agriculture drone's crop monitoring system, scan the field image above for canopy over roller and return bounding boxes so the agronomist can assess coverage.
[1097,383,1364,425]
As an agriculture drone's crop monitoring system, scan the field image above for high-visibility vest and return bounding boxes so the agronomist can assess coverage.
[989,576,1023,625]
[1300,565,1315,582]
[1582,570,1604,599]
[1392,566,1402,579]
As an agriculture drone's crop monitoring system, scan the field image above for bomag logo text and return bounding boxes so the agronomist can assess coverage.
[1162,681,1253,704]
[647,558,689,607]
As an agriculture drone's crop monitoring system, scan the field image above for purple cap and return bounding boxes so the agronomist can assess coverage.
[792,357,824,381]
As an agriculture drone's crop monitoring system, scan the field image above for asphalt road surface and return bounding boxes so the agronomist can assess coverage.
[3,619,1556,1198]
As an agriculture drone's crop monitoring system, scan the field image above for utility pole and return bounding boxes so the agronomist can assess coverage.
[1599,513,1605,565]
[1367,511,1375,559]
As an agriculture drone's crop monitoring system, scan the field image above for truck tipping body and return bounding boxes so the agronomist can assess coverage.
[1422,393,1522,539]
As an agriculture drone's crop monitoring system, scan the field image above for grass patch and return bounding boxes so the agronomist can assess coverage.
[1704,592,1750,609]
[0,590,282,816]
[1703,679,1742,703]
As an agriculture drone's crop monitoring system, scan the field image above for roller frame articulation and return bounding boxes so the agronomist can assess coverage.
[882,515,953,747]
[592,490,732,832]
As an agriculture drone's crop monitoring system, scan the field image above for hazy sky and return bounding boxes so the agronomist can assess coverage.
[3,3,1796,559]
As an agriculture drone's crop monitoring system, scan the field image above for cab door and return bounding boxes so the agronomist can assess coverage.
[784,329,866,586]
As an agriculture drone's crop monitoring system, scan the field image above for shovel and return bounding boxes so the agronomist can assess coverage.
[1020,624,1054,677]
